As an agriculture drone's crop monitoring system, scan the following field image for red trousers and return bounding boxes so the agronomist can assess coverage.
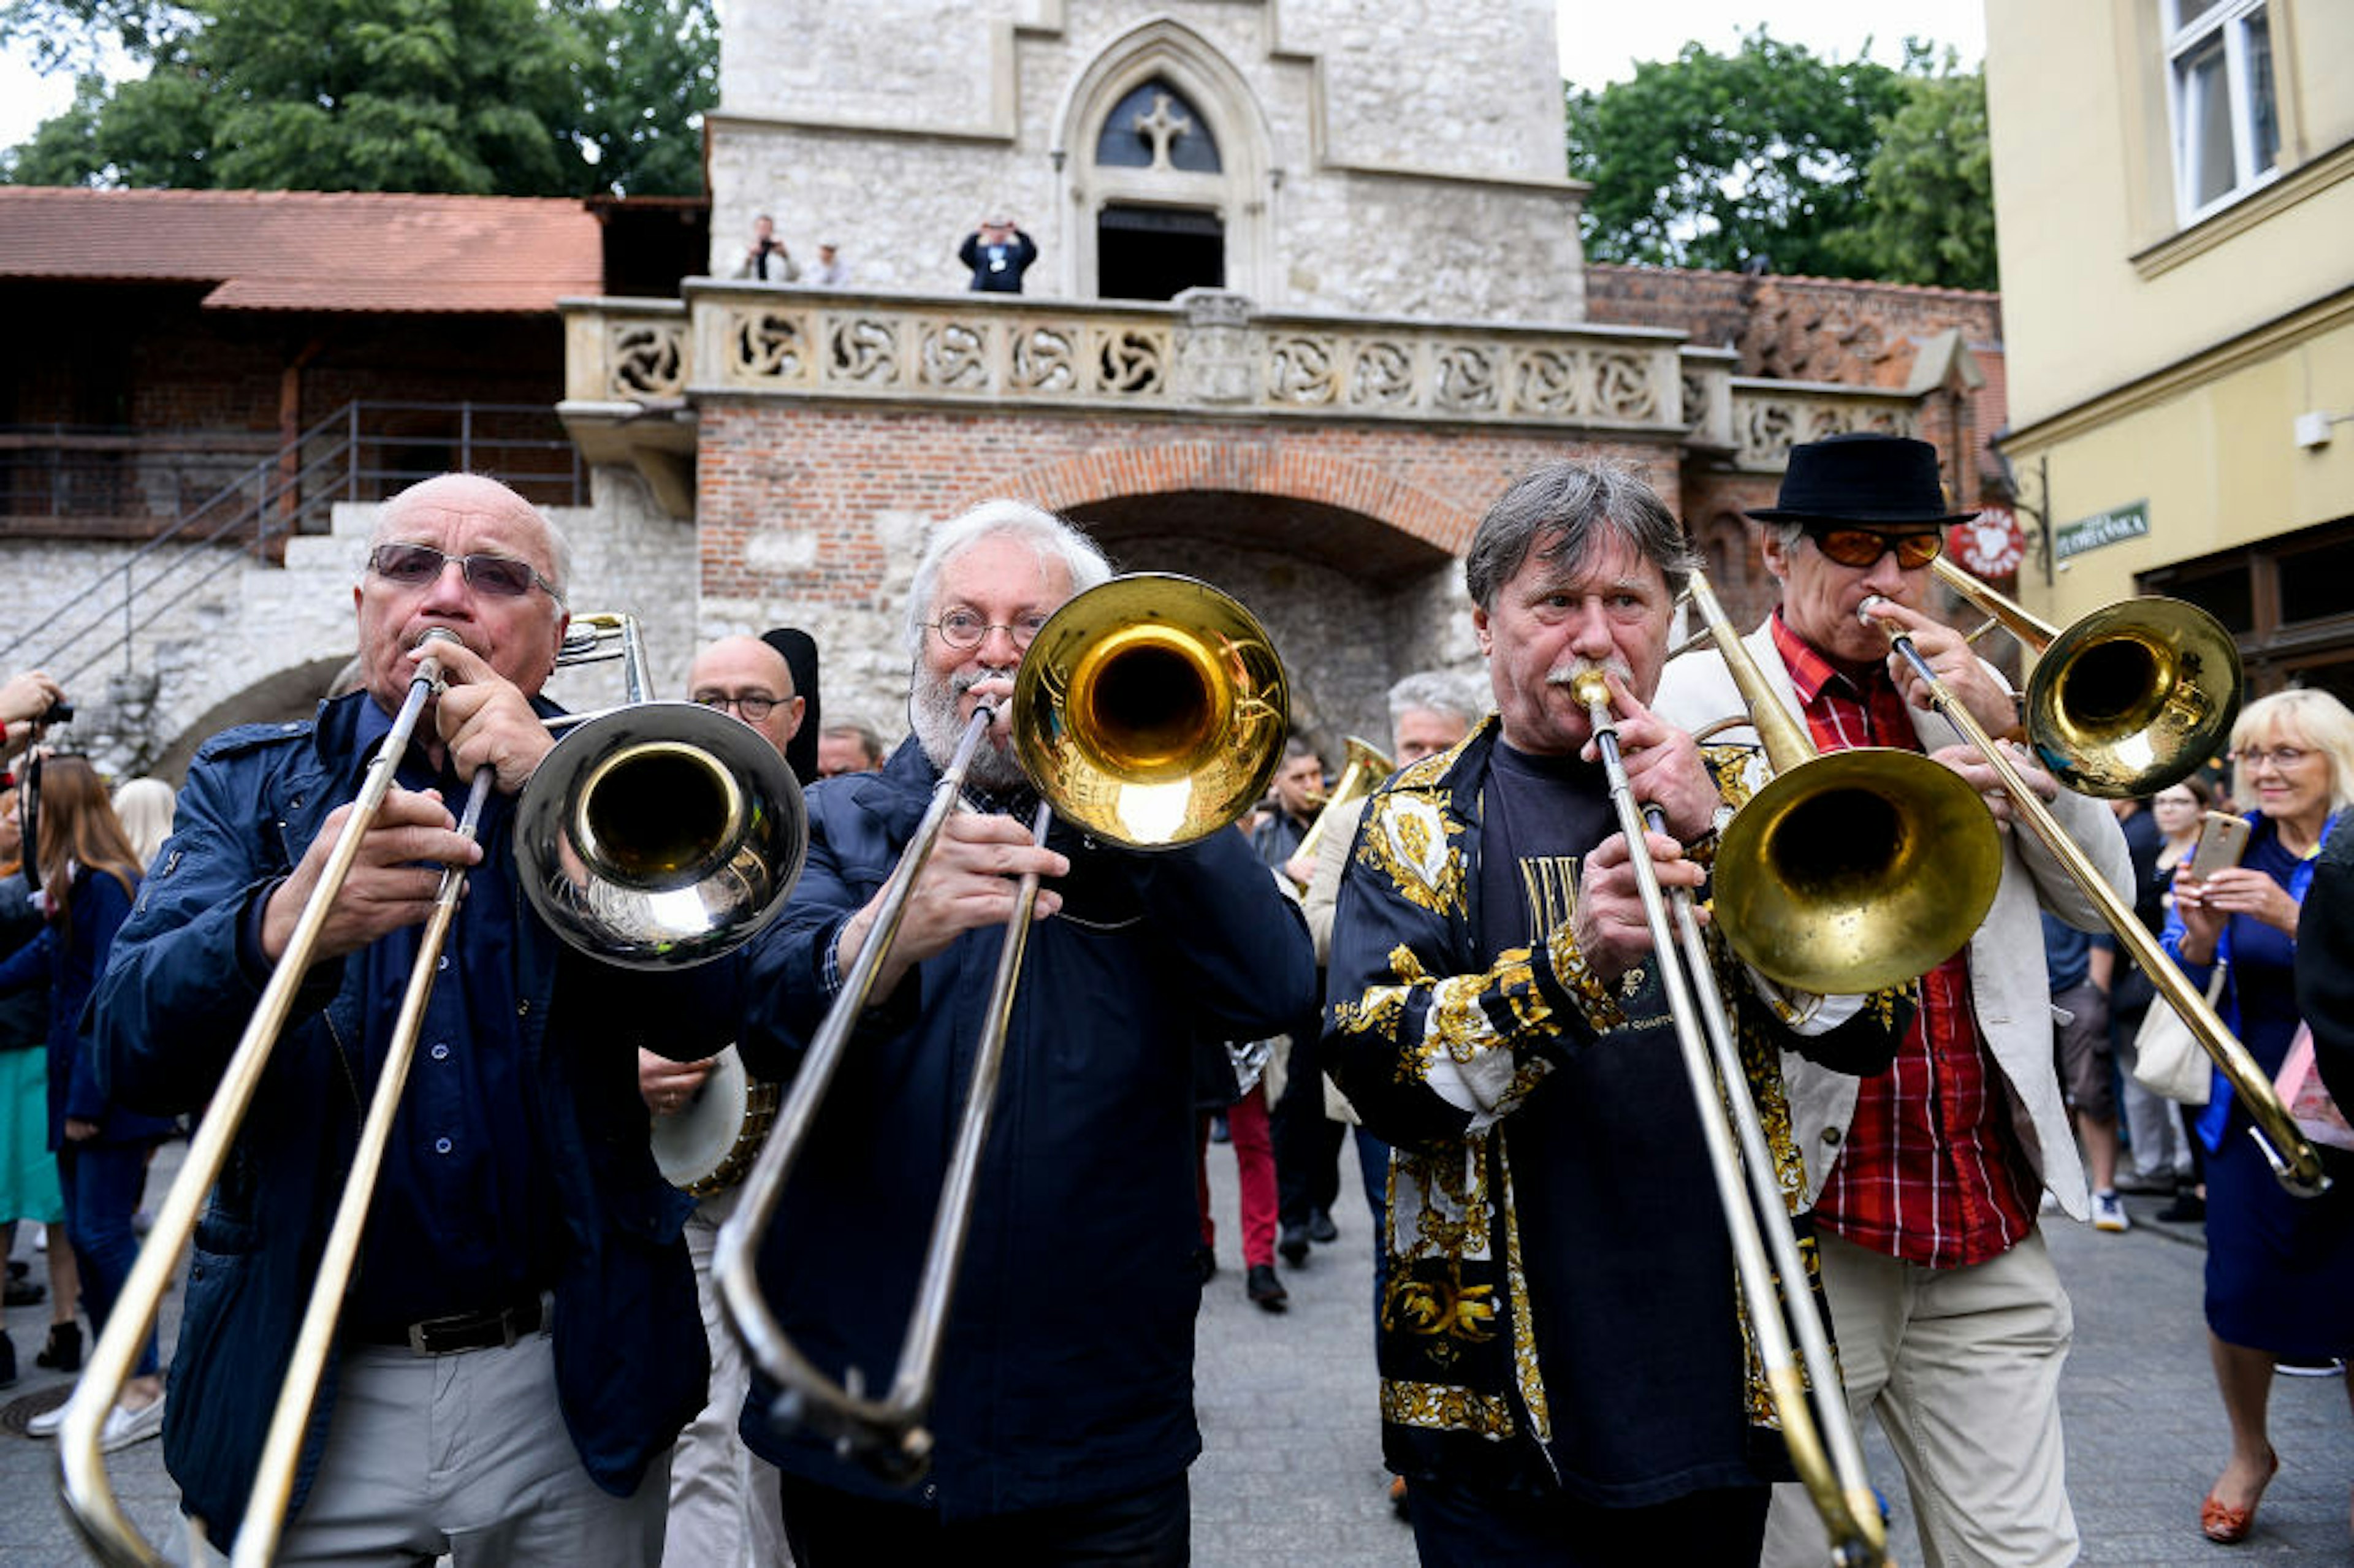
[1195,1083,1278,1268]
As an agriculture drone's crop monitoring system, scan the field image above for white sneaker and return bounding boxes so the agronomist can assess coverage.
[2092,1190,2131,1233]
[97,1394,165,1453]
[25,1396,72,1438]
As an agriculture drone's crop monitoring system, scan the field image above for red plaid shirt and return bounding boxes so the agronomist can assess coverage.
[1769,612,2037,1269]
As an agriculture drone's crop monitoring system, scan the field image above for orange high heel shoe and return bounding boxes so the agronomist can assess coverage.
[2201,1450,2280,1544]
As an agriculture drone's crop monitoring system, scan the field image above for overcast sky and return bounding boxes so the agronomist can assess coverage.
[2,2,1988,162]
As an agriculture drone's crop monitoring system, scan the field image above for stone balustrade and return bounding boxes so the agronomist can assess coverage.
[559,289,1923,497]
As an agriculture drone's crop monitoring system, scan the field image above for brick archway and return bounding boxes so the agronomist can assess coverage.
[1002,441,1480,565]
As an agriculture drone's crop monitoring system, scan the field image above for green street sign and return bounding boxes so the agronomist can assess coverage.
[2054,499,2150,561]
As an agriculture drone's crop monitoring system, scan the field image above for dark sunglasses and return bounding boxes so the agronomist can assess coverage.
[1805,527,1945,571]
[369,542,560,600]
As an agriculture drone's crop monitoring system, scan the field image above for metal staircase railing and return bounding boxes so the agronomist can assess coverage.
[0,401,584,685]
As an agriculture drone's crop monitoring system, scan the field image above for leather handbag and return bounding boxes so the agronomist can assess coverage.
[2131,961,2226,1105]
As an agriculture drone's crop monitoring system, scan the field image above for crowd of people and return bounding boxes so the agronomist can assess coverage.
[6,434,2354,1565]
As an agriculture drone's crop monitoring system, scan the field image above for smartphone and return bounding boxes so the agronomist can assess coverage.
[2180,811,2251,883]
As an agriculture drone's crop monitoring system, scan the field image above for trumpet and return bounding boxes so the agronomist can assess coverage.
[1859,592,2326,1197]
[60,615,807,1566]
[1571,660,1892,1567]
[715,574,1287,1480]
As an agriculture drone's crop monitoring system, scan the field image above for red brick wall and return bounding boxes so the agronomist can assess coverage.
[695,399,1688,606]
[1586,264,2003,390]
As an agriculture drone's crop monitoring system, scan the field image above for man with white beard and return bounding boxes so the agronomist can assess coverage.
[736,500,1316,1566]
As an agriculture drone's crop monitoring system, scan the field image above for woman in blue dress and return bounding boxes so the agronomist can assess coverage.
[2163,688,2354,1545]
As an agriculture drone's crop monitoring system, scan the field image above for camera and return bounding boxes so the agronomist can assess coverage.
[40,699,72,725]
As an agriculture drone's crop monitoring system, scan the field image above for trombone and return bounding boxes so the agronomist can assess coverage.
[60,615,807,1566]
[1574,663,1894,1567]
[714,573,1287,1480]
[1859,587,2328,1196]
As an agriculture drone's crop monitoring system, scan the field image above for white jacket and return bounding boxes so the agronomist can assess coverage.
[1652,621,2133,1222]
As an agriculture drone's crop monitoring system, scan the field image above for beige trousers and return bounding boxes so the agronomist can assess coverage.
[1762,1227,2079,1568]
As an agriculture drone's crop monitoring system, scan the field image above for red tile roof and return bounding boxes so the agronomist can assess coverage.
[0,187,603,313]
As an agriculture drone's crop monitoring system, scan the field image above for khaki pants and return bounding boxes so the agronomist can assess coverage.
[189,1329,669,1567]
[664,1186,790,1568]
[1762,1227,2078,1568]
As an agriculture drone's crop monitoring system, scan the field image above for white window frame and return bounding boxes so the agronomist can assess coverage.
[2163,0,2282,225]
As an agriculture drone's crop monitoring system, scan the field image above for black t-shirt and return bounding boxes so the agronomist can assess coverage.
[1469,740,1774,1505]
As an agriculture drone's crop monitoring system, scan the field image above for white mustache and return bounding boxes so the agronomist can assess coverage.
[1544,657,1631,690]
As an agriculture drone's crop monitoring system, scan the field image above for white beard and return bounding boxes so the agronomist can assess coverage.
[909,663,1029,793]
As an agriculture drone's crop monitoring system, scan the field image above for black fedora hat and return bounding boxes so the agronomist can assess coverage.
[1747,433,1979,527]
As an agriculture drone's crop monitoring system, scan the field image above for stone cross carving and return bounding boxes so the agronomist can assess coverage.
[1133,91,1194,170]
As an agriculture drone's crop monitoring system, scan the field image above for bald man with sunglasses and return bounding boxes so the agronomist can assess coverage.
[96,473,734,1564]
[1655,434,2130,1566]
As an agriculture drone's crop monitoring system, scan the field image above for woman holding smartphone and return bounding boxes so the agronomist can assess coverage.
[2163,688,2354,1544]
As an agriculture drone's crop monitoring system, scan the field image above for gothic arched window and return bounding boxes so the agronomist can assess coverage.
[1094,78,1222,173]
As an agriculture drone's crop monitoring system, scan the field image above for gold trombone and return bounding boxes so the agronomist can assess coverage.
[59,615,807,1566]
[714,573,1287,1480]
[1583,565,2002,1566]
[1860,585,2328,1196]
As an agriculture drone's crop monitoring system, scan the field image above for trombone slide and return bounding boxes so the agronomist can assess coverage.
[1574,670,1891,1566]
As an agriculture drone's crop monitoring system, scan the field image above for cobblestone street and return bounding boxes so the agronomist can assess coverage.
[2,1142,2349,1564]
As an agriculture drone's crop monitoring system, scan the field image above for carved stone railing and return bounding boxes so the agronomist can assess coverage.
[1724,376,1919,471]
[564,286,1693,434]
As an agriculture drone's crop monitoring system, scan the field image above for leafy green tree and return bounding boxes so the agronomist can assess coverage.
[1564,30,1912,276]
[1857,70,1998,290]
[1,0,715,196]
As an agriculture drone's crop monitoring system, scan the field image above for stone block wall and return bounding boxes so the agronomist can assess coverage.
[709,0,1583,321]
[0,468,695,782]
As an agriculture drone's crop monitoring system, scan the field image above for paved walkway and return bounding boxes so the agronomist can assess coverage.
[1,1144,2349,1564]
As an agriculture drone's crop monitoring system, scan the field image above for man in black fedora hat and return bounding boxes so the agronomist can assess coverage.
[1655,432,2131,1565]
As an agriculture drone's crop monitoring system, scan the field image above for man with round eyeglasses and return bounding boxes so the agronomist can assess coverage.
[1655,432,2131,1566]
[735,498,1314,1564]
[95,472,735,1564]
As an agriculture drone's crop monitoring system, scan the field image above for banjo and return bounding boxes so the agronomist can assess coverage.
[650,1045,781,1197]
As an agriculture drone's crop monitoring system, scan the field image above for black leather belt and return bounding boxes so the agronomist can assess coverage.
[354,1295,550,1356]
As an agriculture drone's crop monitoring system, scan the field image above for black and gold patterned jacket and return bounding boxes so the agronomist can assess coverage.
[1322,714,1912,1496]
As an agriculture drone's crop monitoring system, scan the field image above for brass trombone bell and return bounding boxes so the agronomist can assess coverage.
[518,701,808,969]
[1713,748,2005,996]
[1012,574,1289,848]
[1680,566,2003,998]
[1931,558,2242,799]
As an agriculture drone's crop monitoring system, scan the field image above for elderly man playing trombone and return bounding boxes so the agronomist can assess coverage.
[1325,460,1914,1565]
[735,500,1315,1566]
[1654,433,2133,1566]
[93,473,733,1564]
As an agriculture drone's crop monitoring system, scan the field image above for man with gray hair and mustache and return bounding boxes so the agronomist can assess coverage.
[1323,461,1911,1563]
[737,499,1315,1565]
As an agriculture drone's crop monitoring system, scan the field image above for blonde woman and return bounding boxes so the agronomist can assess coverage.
[110,777,177,871]
[2162,688,2354,1544]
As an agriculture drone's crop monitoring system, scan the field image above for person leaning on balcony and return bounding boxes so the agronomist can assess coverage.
[733,214,799,283]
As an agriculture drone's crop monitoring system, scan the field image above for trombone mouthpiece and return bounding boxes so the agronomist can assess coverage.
[1564,664,1613,708]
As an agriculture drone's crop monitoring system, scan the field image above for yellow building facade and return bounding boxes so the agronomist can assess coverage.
[1986,0,2354,702]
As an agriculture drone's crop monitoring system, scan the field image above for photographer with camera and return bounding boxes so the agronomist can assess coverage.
[732,214,799,283]
[0,672,67,775]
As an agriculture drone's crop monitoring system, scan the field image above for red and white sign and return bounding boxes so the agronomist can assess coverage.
[1948,506,2025,579]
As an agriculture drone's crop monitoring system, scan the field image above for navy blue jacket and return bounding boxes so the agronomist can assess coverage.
[737,737,1316,1518]
[94,691,731,1542]
[0,866,175,1149]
